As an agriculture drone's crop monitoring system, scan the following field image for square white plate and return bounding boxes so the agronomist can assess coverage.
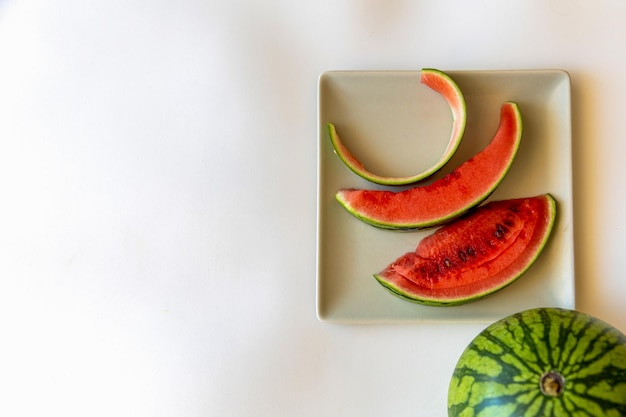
[316,69,575,324]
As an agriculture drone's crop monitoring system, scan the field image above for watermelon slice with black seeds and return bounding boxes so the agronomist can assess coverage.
[374,194,556,306]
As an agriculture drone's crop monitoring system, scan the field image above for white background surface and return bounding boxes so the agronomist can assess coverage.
[0,1,625,416]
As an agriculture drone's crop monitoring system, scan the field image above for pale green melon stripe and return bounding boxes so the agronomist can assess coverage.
[551,310,580,372]
[567,327,622,377]
[514,311,551,371]
[538,307,560,368]
[567,391,626,416]
[475,327,544,375]
[561,313,610,375]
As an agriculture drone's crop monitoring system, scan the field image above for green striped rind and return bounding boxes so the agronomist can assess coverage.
[448,308,626,416]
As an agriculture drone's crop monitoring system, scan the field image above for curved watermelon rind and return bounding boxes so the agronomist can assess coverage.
[336,102,523,230]
[373,194,557,306]
[327,68,467,186]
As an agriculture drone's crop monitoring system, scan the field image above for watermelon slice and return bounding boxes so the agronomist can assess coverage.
[328,68,467,185]
[336,102,522,229]
[374,194,556,306]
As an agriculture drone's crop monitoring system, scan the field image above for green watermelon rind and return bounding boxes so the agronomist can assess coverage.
[335,102,523,230]
[373,194,557,306]
[448,307,626,416]
[328,68,467,186]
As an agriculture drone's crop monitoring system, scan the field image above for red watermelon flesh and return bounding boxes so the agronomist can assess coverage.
[336,102,522,229]
[374,195,556,306]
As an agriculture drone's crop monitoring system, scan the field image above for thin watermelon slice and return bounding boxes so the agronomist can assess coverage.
[374,194,556,306]
[328,68,467,185]
[336,102,522,229]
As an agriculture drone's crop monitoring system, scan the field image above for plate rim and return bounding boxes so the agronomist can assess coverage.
[316,68,575,324]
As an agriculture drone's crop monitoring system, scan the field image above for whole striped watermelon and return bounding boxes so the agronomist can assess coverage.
[448,308,626,416]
